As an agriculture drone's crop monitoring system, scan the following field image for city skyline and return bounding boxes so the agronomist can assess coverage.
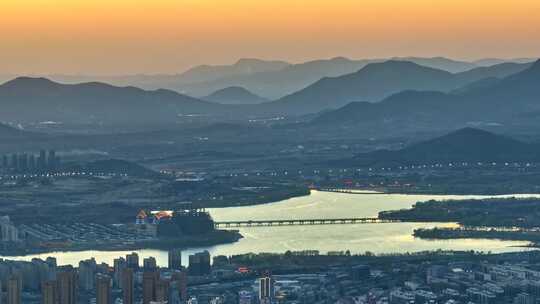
[1,0,539,75]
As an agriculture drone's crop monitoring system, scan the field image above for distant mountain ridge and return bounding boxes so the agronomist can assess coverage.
[390,57,476,73]
[472,57,538,67]
[43,57,535,100]
[335,128,540,167]
[311,59,540,130]
[0,77,227,125]
[392,128,530,161]
[180,57,384,99]
[145,56,483,98]
[178,58,291,84]
[456,62,533,84]
[202,86,268,104]
[3,58,538,130]
[260,60,532,115]
[46,58,291,97]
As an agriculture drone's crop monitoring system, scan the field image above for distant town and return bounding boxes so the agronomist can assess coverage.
[1,150,60,174]
[0,203,240,256]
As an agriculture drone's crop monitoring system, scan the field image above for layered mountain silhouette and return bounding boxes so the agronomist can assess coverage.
[390,57,476,73]
[260,61,532,115]
[177,58,290,84]
[3,59,538,128]
[264,61,461,114]
[179,57,383,99]
[46,57,519,100]
[312,60,540,127]
[472,57,537,67]
[202,86,268,104]
[47,58,290,96]
[174,57,499,99]
[336,128,540,167]
[456,62,533,84]
[0,77,227,125]
[47,57,378,98]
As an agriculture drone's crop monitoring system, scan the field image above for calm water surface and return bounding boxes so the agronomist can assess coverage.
[2,191,537,266]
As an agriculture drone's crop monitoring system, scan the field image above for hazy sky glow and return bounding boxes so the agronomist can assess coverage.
[2,0,540,74]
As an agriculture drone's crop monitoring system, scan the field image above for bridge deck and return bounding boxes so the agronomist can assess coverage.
[214,218,400,228]
[315,188,384,194]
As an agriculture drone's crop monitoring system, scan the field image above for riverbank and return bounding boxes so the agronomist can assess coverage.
[0,229,242,257]
[378,196,540,245]
[316,187,540,196]
[414,227,540,246]
[4,192,536,265]
[379,197,540,227]
[195,185,311,208]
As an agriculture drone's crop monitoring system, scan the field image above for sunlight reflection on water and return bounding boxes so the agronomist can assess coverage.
[1,191,537,266]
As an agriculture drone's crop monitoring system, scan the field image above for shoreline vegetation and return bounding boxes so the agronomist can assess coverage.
[380,197,540,246]
[225,250,538,269]
[315,186,540,196]
[414,227,540,243]
[196,185,311,208]
[379,197,540,227]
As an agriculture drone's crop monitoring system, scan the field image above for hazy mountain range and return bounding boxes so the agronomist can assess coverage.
[472,58,538,67]
[6,56,535,101]
[257,60,533,115]
[335,128,540,167]
[0,77,227,125]
[202,86,268,104]
[175,58,290,84]
[0,58,538,131]
[312,59,540,130]
[180,56,488,99]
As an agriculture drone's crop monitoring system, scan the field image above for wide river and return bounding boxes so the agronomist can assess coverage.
[2,191,538,266]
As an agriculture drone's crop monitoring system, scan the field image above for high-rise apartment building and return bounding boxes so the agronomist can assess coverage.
[143,257,157,271]
[155,279,170,302]
[113,257,126,288]
[188,251,211,276]
[142,271,160,304]
[171,271,188,301]
[78,258,97,291]
[126,252,139,270]
[42,281,57,304]
[121,268,134,304]
[168,249,182,270]
[96,275,111,304]
[7,276,22,304]
[57,269,77,304]
[259,275,274,303]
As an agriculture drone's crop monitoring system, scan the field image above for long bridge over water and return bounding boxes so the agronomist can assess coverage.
[315,188,384,194]
[214,217,401,228]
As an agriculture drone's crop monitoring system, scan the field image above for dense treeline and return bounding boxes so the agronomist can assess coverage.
[379,197,540,228]
[414,227,540,242]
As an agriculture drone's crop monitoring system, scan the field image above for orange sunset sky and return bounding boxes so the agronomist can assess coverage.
[1,0,539,75]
